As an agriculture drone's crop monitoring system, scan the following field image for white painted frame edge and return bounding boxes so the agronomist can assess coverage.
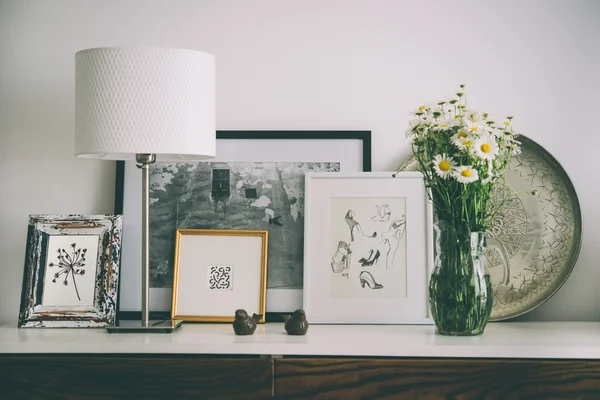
[303,172,434,324]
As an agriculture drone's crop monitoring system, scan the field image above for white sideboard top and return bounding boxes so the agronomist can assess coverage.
[1,322,599,359]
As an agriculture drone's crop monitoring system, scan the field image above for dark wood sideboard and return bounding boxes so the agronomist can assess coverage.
[1,355,600,399]
[1,322,600,399]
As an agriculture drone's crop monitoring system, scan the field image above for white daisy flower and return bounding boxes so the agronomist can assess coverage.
[421,114,437,127]
[431,104,444,113]
[473,135,499,161]
[411,105,429,116]
[502,134,521,152]
[436,118,456,130]
[453,128,470,139]
[512,145,522,156]
[432,154,456,179]
[453,136,475,152]
[464,119,484,133]
[464,110,485,123]
[454,166,479,184]
[485,125,503,137]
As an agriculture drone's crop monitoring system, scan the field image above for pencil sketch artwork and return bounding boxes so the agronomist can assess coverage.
[148,162,340,289]
[329,197,407,299]
[42,235,99,308]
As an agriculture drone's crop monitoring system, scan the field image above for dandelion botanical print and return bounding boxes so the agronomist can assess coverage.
[42,235,99,307]
[48,243,87,301]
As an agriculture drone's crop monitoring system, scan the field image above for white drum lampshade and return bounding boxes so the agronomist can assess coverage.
[75,47,216,161]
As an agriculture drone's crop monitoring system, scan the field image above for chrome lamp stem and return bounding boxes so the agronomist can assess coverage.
[106,153,182,333]
[137,153,155,327]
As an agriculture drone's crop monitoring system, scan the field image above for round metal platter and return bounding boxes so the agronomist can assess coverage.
[399,135,582,320]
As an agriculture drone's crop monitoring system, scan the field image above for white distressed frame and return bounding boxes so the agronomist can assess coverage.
[303,172,434,324]
[118,133,369,313]
[18,214,123,328]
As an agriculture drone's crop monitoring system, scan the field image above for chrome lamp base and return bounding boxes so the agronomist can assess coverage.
[107,319,183,333]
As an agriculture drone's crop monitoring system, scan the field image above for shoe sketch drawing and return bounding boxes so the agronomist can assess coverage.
[359,249,380,267]
[331,241,352,273]
[358,249,374,265]
[380,217,406,268]
[359,271,383,289]
[381,238,392,269]
[371,204,391,222]
[345,210,377,242]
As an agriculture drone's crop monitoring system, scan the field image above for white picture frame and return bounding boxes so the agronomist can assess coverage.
[171,229,268,322]
[116,131,371,315]
[303,172,434,324]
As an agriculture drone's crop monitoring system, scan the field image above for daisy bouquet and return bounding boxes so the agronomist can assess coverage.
[407,85,521,233]
[406,85,521,335]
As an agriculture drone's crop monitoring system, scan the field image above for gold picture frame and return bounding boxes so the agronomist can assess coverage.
[171,229,268,322]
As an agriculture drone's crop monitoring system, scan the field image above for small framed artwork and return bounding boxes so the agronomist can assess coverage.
[303,172,433,324]
[18,214,123,328]
[171,229,268,322]
[115,130,371,316]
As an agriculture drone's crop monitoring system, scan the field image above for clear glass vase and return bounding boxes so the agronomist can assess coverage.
[429,221,493,336]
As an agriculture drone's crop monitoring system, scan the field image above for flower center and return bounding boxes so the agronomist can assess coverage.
[419,105,427,111]
[458,132,468,138]
[439,161,450,171]
[469,126,478,132]
[481,143,491,153]
[461,169,472,177]
[463,140,472,147]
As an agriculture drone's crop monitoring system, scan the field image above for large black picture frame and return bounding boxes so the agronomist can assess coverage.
[114,130,371,321]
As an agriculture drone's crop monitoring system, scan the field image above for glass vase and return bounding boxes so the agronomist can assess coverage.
[429,221,493,336]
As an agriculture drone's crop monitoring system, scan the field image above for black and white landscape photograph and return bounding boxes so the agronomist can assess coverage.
[148,161,340,290]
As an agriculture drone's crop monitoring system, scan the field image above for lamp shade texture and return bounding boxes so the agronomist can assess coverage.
[75,47,215,161]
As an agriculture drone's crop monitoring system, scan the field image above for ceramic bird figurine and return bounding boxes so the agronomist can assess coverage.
[232,309,262,335]
[283,309,309,335]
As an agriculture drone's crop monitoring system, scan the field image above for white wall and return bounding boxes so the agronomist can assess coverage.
[1,0,598,324]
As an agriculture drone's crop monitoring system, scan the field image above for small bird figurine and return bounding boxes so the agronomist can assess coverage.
[283,309,309,335]
[232,309,262,335]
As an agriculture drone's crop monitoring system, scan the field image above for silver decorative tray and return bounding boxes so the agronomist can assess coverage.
[399,135,582,320]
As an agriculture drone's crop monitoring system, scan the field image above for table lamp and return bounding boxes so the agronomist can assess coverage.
[75,47,216,332]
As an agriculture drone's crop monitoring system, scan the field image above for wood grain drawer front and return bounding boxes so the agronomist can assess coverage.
[0,356,273,400]
[274,358,600,400]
